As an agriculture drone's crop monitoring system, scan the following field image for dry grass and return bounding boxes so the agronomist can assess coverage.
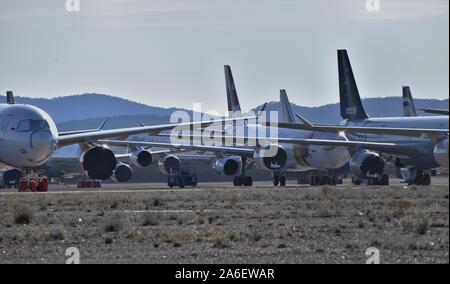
[13,206,32,225]
[0,180,448,264]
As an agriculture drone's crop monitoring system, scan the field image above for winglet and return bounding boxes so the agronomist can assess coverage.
[258,102,268,119]
[97,119,108,131]
[6,91,15,105]
[295,113,314,128]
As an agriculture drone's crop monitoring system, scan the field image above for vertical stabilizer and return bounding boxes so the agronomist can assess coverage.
[6,91,15,105]
[224,65,242,118]
[402,86,417,117]
[337,50,368,120]
[279,90,296,123]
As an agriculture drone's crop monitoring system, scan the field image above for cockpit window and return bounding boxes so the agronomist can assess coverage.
[16,120,50,132]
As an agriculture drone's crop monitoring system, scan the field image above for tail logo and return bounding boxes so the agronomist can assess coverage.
[365,0,381,12]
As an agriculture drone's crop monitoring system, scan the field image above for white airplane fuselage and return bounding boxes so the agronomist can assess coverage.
[0,104,58,170]
[223,123,351,172]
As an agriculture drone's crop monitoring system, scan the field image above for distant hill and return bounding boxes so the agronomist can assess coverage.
[57,114,171,132]
[253,97,449,124]
[1,93,447,129]
[0,93,188,123]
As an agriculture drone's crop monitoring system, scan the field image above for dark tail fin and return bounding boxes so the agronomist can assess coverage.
[402,86,417,117]
[337,50,368,120]
[279,90,296,123]
[6,91,15,104]
[224,65,242,117]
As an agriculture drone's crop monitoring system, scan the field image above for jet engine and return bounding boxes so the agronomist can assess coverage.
[130,149,153,168]
[349,150,384,179]
[434,138,449,169]
[158,155,181,175]
[214,157,241,176]
[80,145,117,180]
[254,144,288,171]
[1,169,23,186]
[112,163,133,182]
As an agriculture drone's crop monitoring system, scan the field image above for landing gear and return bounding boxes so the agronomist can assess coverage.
[400,168,432,186]
[233,176,253,187]
[409,171,431,186]
[233,157,253,187]
[273,174,286,187]
[365,174,389,186]
[18,177,48,192]
[77,180,102,189]
[310,174,340,186]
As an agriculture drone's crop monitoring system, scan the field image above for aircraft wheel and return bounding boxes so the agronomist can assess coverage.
[423,174,431,186]
[280,176,286,187]
[381,175,389,186]
[273,176,280,187]
[37,177,49,192]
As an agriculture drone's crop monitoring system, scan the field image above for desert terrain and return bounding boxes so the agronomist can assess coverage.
[0,179,448,264]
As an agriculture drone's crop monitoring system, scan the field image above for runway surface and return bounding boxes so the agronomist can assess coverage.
[0,178,448,264]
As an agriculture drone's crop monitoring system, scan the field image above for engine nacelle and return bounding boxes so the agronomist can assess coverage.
[253,144,288,172]
[0,169,23,186]
[350,150,384,179]
[112,163,133,183]
[80,145,117,180]
[434,139,449,169]
[214,157,241,176]
[158,155,181,175]
[130,149,153,168]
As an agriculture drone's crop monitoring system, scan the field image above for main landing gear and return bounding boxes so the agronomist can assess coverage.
[18,176,49,192]
[273,174,286,187]
[233,157,253,187]
[351,174,390,186]
[77,180,102,189]
[401,168,431,186]
[310,175,341,186]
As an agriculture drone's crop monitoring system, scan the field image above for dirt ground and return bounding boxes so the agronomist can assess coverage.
[0,179,448,264]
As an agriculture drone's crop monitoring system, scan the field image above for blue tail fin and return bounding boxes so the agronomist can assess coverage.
[337,50,368,120]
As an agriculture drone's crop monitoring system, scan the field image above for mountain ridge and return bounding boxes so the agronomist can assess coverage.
[1,93,448,128]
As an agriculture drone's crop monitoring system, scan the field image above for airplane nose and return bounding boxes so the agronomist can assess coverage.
[29,130,56,158]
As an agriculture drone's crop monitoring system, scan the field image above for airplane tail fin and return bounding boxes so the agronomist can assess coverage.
[224,65,242,118]
[279,90,296,123]
[6,91,15,104]
[402,86,417,117]
[337,50,368,120]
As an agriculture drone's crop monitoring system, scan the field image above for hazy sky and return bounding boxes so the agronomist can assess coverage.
[0,0,448,113]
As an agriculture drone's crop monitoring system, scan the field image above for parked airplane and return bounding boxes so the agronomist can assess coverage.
[0,91,245,191]
[100,66,397,187]
[269,50,449,185]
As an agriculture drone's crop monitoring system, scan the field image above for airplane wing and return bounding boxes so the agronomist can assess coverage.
[57,117,255,147]
[420,108,449,116]
[98,140,257,157]
[99,136,397,158]
[262,114,449,138]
